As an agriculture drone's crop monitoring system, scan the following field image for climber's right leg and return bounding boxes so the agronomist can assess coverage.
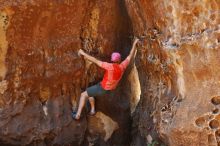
[73,91,89,120]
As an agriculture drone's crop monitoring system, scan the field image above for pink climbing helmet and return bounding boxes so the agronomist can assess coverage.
[111,52,121,62]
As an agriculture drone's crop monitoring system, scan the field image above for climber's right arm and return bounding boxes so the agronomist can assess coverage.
[78,49,102,67]
[120,38,139,69]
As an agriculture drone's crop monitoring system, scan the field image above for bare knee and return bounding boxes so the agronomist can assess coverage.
[81,91,88,99]
[89,97,95,101]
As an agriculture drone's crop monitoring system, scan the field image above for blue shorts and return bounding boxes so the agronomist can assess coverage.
[86,83,110,97]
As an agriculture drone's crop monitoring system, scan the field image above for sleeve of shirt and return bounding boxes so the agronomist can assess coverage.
[101,62,112,70]
[120,56,131,70]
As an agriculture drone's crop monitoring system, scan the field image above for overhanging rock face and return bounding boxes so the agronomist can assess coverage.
[0,0,220,146]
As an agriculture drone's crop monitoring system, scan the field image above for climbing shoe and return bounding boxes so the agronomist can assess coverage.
[72,111,81,120]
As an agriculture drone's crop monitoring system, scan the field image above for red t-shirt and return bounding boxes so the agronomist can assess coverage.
[100,57,131,90]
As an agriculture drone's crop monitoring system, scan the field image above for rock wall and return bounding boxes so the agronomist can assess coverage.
[126,0,220,146]
[0,0,134,146]
[0,0,219,146]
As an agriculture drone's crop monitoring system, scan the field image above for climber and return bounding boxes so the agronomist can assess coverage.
[72,38,139,120]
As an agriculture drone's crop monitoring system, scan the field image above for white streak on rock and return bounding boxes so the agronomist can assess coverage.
[128,64,141,114]
[42,104,48,116]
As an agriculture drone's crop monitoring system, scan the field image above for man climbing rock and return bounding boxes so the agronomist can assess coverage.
[72,38,139,120]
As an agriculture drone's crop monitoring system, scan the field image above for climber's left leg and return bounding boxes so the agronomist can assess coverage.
[88,97,95,115]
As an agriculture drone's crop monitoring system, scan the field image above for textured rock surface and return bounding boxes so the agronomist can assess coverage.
[0,0,133,146]
[126,0,220,146]
[0,0,220,146]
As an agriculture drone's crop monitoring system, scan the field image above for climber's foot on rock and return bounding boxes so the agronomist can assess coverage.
[89,109,96,116]
[72,111,81,120]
